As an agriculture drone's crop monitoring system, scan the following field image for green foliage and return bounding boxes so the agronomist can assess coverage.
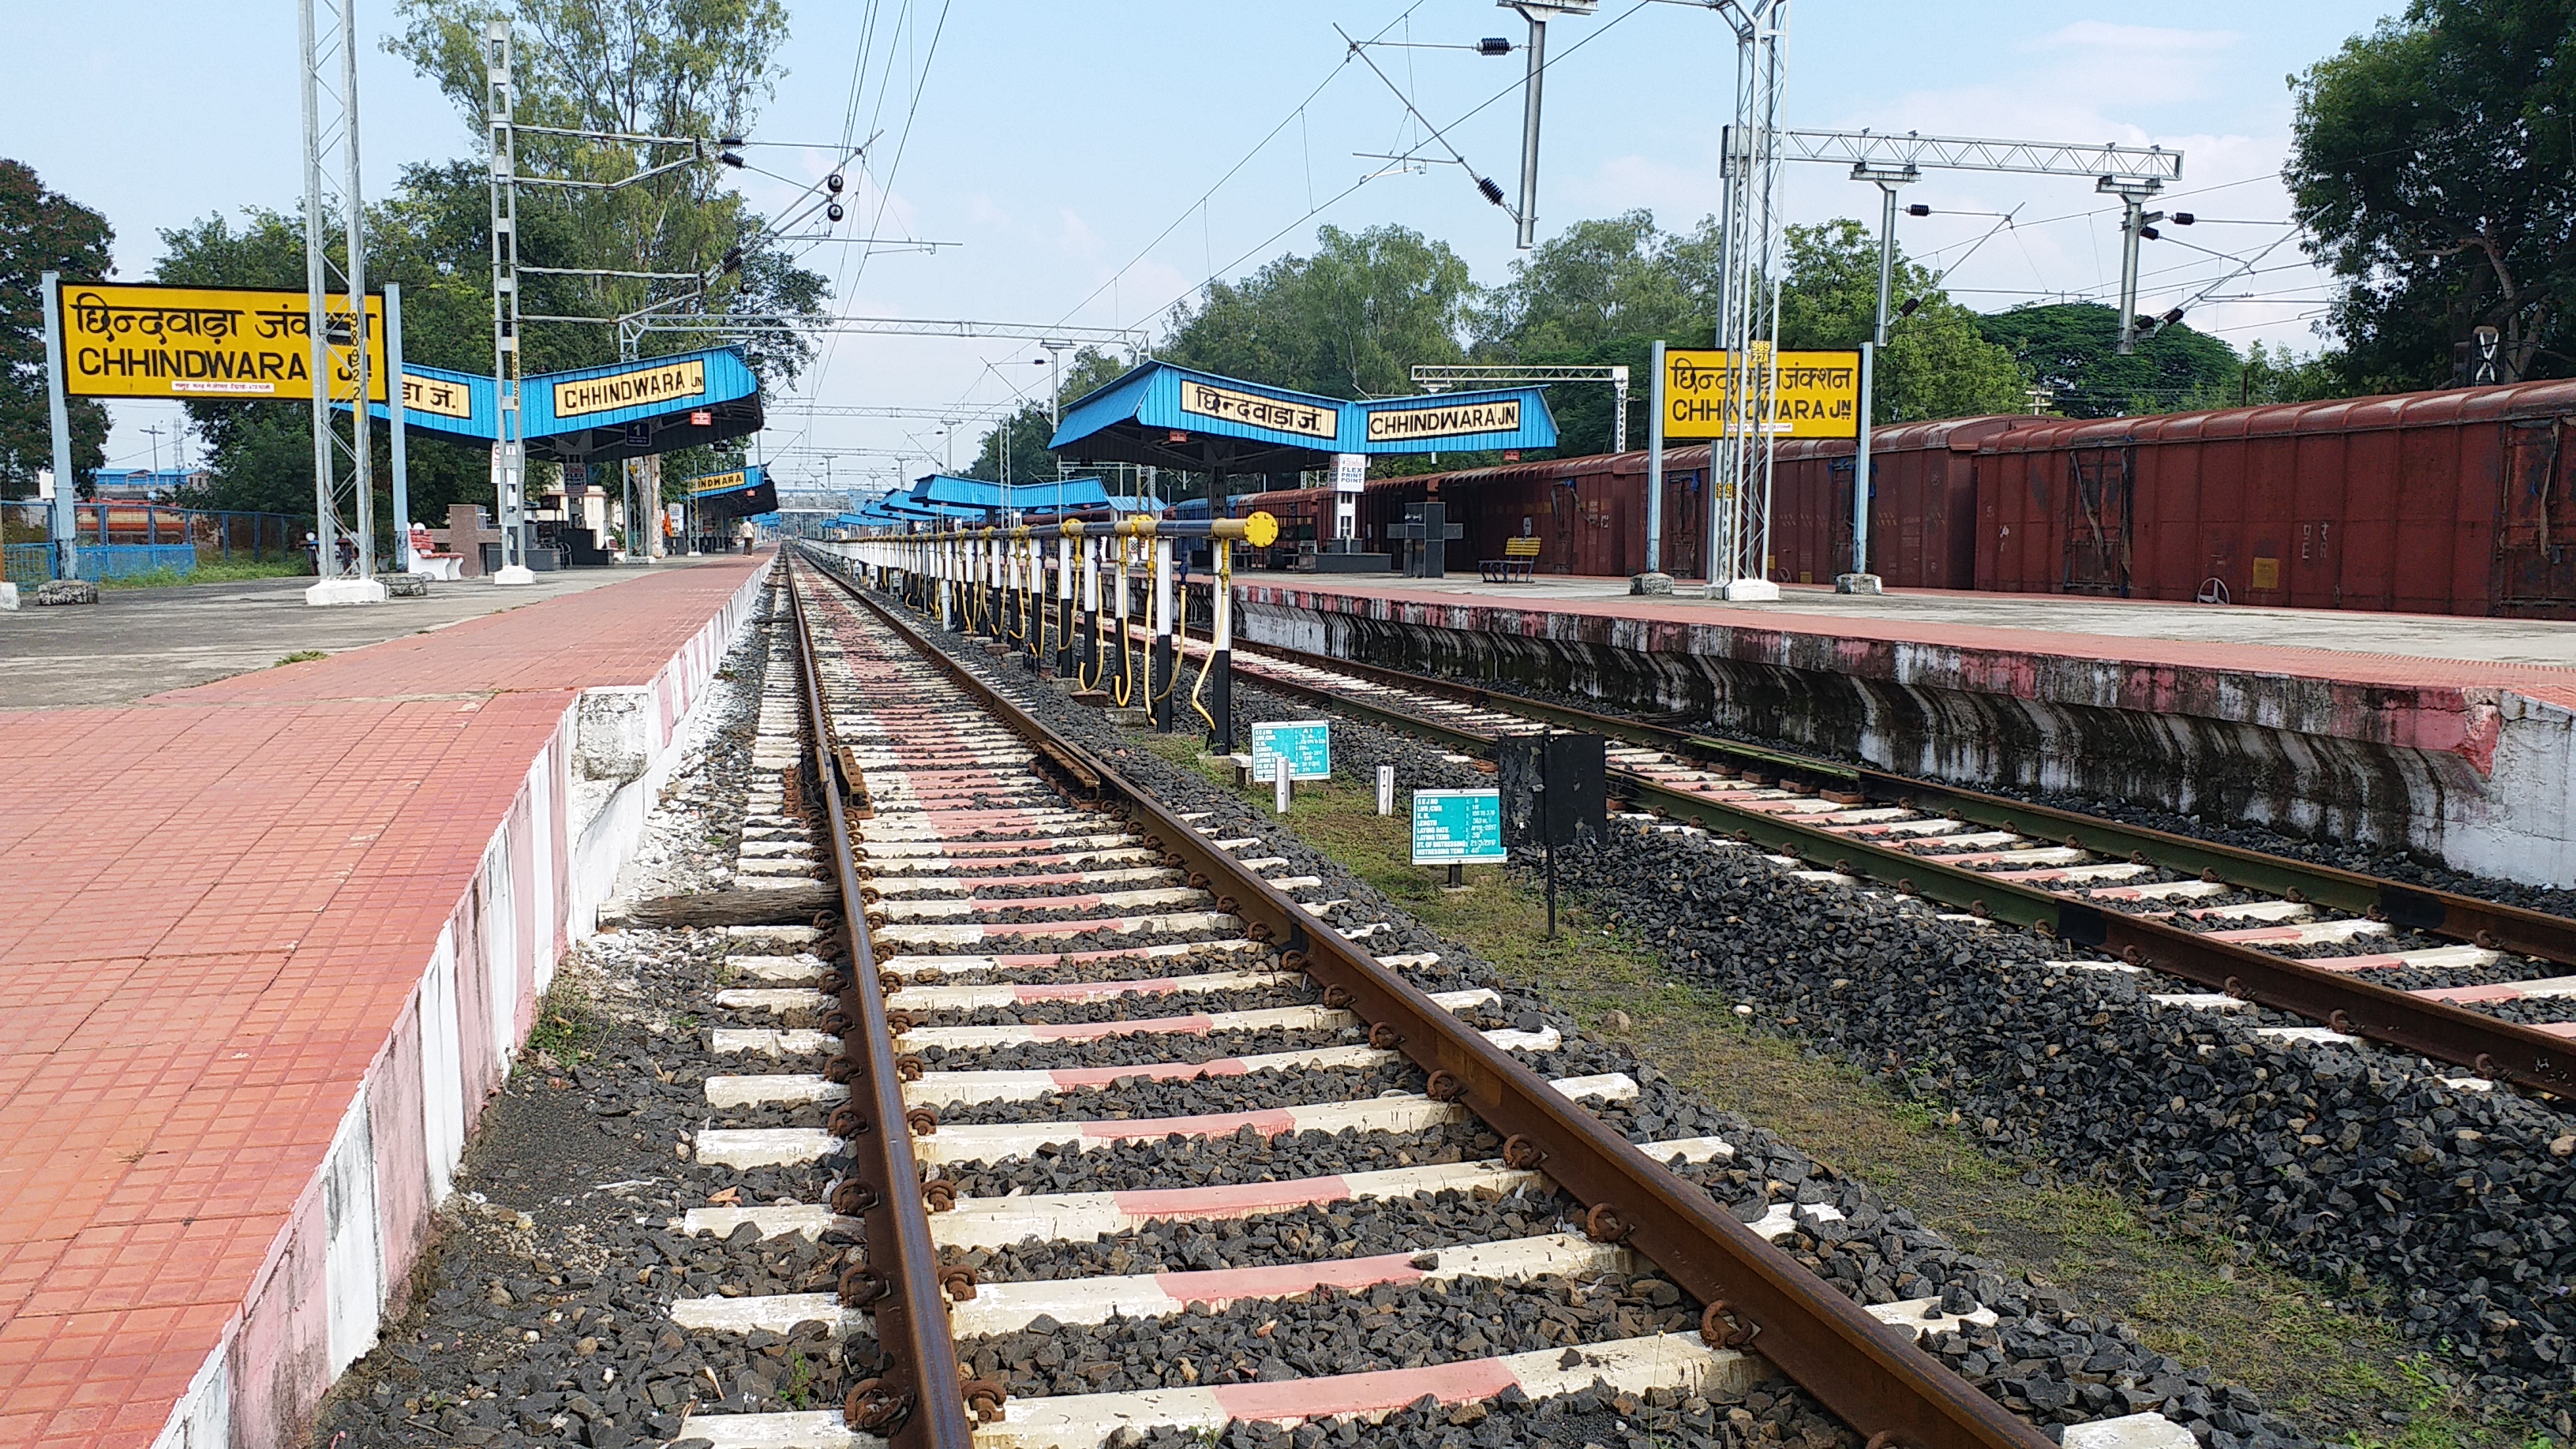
[1779,219,2031,423]
[152,205,487,528]
[152,0,827,534]
[2239,342,2345,406]
[1469,210,1724,455]
[1162,223,1473,400]
[0,159,113,499]
[1978,302,2243,417]
[2289,0,2576,389]
[388,0,825,381]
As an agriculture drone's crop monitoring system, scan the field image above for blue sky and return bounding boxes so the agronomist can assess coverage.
[0,1,2383,491]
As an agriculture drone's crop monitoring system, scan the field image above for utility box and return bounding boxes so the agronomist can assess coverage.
[1497,732,1606,848]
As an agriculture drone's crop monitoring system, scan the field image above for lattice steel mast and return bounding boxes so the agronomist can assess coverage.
[1705,0,1787,601]
[299,0,377,597]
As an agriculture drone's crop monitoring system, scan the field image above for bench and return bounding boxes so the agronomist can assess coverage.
[1480,535,1541,582]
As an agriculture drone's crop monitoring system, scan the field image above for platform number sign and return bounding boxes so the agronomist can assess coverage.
[1411,789,1507,866]
[1250,720,1331,784]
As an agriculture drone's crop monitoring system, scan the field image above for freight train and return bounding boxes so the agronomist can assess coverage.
[1205,380,2576,618]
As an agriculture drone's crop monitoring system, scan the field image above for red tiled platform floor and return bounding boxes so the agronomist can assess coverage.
[0,556,766,1448]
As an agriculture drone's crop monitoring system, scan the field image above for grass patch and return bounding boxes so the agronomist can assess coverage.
[525,972,603,1068]
[275,650,328,666]
[1135,731,2552,1449]
[99,558,310,590]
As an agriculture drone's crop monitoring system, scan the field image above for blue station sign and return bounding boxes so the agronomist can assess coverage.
[1411,789,1507,866]
[1249,720,1332,784]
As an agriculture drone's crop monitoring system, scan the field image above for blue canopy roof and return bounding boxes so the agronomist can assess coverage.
[1049,361,1556,472]
[908,474,1114,514]
[1050,363,1348,474]
[359,348,764,464]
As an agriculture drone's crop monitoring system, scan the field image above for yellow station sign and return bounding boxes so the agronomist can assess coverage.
[1175,377,1339,440]
[400,374,474,420]
[1365,398,1522,444]
[59,283,388,402]
[552,359,707,419]
[1663,347,1862,440]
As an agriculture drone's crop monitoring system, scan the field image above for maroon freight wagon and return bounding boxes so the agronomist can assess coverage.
[1354,451,1719,578]
[1975,380,2576,616]
[1769,416,2046,589]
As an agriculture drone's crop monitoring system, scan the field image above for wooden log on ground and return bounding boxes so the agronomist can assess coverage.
[601,884,837,928]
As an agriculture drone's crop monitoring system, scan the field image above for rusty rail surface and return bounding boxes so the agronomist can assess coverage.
[1161,632,2576,1099]
[781,558,978,1447]
[801,549,2054,1449]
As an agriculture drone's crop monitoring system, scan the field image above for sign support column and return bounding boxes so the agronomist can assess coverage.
[1634,339,1671,593]
[388,282,412,573]
[39,274,79,585]
[1841,339,1878,593]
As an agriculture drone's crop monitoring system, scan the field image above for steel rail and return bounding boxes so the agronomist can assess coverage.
[1190,634,2576,1099]
[796,549,2054,1449]
[781,558,978,1447]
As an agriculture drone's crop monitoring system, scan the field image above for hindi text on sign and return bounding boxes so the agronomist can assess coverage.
[402,375,474,420]
[1174,379,1339,440]
[1661,347,1862,440]
[60,283,388,402]
[552,359,708,419]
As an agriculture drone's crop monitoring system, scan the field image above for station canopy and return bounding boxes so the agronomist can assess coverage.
[908,473,1112,519]
[361,346,764,464]
[1048,360,1557,475]
[684,463,776,522]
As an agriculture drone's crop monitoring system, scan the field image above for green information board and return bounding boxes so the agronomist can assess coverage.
[1250,719,1331,782]
[1411,789,1507,865]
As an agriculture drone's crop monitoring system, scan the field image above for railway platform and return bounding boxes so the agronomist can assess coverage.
[1229,573,2576,888]
[0,553,769,1449]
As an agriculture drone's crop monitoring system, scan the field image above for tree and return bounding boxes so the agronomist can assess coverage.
[2288,0,2576,390]
[1977,302,2241,417]
[2239,342,2345,406]
[388,0,822,380]
[1778,219,2029,423]
[1163,223,1473,400]
[153,203,489,526]
[0,159,112,499]
[1469,209,1722,455]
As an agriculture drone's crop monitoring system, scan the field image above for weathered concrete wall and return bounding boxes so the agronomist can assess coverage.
[1234,589,2576,889]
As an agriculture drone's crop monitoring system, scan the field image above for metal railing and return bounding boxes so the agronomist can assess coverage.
[2,500,314,584]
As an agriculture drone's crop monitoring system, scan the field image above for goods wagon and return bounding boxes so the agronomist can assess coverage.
[1976,380,2576,616]
[1769,416,2049,589]
[1354,453,1717,578]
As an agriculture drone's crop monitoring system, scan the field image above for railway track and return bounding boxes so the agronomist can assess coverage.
[1122,627,2576,1103]
[661,556,2150,1449]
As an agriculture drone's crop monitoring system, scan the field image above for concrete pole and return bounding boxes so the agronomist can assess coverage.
[1844,340,1878,591]
[1150,535,1174,732]
[388,283,411,572]
[39,273,79,583]
[1515,8,1546,249]
[1641,339,1667,586]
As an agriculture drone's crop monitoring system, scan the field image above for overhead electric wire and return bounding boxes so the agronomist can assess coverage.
[1046,0,1434,333]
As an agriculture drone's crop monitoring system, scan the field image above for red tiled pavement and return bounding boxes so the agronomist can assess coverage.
[0,556,765,1449]
[1235,576,2576,710]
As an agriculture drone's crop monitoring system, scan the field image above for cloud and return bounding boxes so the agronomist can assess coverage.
[2024,22,2241,55]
